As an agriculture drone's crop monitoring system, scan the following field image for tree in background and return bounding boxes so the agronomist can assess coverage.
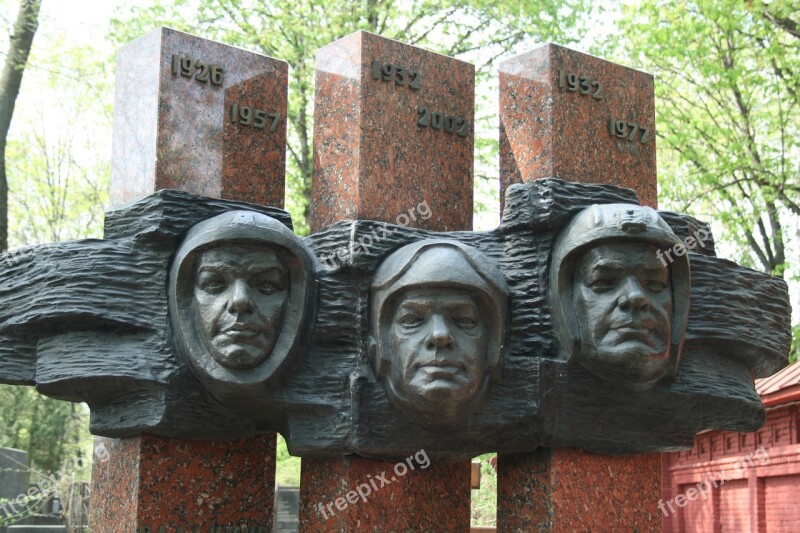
[1,0,41,251]
[5,34,110,246]
[614,0,799,277]
[0,386,91,477]
[612,0,799,361]
[109,0,594,233]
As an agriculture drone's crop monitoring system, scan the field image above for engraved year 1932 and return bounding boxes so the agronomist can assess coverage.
[171,54,224,85]
[558,69,602,100]
[371,60,420,89]
[230,103,281,132]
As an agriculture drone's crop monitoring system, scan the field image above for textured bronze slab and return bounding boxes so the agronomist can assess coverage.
[0,180,789,461]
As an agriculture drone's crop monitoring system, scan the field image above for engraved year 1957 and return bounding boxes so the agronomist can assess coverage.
[230,103,281,132]
[558,69,602,100]
[372,60,420,89]
[171,54,223,85]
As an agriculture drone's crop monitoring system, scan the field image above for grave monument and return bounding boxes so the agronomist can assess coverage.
[0,28,792,532]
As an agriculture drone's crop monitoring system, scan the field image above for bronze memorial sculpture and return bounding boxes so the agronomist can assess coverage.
[0,26,792,461]
[550,204,690,391]
[0,179,791,459]
[369,240,509,426]
[169,210,318,411]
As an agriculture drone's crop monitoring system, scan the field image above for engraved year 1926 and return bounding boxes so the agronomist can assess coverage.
[171,54,223,85]
[371,60,420,89]
[558,69,602,100]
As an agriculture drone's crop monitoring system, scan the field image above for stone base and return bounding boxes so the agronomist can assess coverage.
[89,434,276,532]
[298,456,471,531]
[498,448,661,532]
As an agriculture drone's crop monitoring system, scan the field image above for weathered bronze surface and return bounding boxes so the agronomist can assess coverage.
[0,179,791,461]
[169,210,317,411]
[550,204,690,391]
[369,240,509,426]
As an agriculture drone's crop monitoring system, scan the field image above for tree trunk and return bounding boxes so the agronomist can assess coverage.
[0,0,41,252]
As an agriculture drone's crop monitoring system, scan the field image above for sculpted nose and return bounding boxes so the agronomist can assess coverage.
[618,276,648,312]
[227,279,254,314]
[425,314,455,350]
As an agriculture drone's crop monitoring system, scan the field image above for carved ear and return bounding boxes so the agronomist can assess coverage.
[367,335,382,377]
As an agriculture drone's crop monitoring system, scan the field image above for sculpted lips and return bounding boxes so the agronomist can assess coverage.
[608,318,658,344]
[220,322,263,338]
[415,357,467,380]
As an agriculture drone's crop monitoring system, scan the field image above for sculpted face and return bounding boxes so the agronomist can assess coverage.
[192,245,288,369]
[370,240,510,425]
[573,242,672,383]
[388,287,487,411]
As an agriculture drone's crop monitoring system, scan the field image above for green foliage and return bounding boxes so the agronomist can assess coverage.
[471,454,497,526]
[791,324,800,364]
[275,434,302,486]
[0,386,92,478]
[6,31,110,247]
[610,0,799,279]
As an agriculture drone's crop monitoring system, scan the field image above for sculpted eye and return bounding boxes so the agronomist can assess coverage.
[397,313,424,327]
[199,276,226,294]
[588,278,616,292]
[254,278,284,295]
[454,316,478,329]
[644,279,667,293]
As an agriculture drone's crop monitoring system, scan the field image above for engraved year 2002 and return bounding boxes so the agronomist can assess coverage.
[171,54,223,85]
[230,103,281,132]
[372,60,420,89]
[417,108,469,137]
[558,69,602,100]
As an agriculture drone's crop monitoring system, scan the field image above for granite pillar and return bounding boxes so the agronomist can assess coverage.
[90,435,275,532]
[499,43,657,210]
[311,30,474,232]
[111,27,288,207]
[92,27,288,532]
[299,30,475,531]
[498,449,661,532]
[497,43,661,533]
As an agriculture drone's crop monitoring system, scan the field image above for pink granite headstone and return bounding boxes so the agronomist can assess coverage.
[497,44,662,533]
[92,27,288,532]
[298,31,474,531]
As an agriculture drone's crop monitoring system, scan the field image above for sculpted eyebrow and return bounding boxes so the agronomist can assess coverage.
[198,264,233,274]
[248,265,285,276]
[397,299,432,311]
[441,298,478,311]
[589,262,626,271]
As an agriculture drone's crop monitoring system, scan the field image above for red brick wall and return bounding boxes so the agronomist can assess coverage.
[663,403,800,533]
[764,475,800,532]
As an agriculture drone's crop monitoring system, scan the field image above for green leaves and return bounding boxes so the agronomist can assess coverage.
[613,0,799,279]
